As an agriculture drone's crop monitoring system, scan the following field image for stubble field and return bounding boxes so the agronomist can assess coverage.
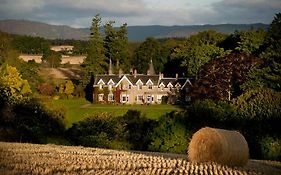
[0,142,280,175]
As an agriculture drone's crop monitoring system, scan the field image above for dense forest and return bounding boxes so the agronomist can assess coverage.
[0,13,280,161]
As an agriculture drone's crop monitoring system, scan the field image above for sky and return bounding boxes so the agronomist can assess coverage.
[0,0,280,28]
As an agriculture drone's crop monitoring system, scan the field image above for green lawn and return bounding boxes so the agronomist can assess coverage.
[52,99,182,128]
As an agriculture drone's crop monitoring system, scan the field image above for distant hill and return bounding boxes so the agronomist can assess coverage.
[0,19,269,41]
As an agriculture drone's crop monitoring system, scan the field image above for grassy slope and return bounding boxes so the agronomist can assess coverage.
[52,99,181,128]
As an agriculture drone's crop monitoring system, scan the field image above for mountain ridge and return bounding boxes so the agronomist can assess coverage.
[0,19,269,41]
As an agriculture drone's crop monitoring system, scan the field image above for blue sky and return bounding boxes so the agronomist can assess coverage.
[0,0,280,28]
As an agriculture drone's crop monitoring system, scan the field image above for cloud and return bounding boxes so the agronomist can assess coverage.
[211,0,281,23]
[0,0,44,17]
[0,0,280,27]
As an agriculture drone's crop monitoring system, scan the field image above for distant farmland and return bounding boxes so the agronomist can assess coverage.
[0,142,280,175]
[19,54,85,64]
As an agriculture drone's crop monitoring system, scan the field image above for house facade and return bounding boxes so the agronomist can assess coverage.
[93,60,191,104]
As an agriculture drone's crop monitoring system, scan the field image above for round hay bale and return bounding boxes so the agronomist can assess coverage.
[188,127,249,167]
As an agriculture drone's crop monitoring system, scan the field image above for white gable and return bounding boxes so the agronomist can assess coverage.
[175,83,181,87]
[146,79,154,85]
[181,79,192,90]
[159,82,165,87]
[167,82,173,88]
[136,79,144,85]
[97,79,105,85]
[107,79,115,85]
[115,75,134,87]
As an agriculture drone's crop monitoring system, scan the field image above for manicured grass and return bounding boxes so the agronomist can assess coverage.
[52,99,182,128]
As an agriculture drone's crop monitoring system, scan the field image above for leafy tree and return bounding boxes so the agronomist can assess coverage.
[104,21,129,73]
[0,65,31,105]
[132,37,162,74]
[241,61,281,91]
[0,32,19,65]
[149,111,190,154]
[12,35,50,54]
[235,29,266,54]
[190,52,262,101]
[261,12,281,63]
[81,14,107,86]
[242,13,281,92]
[41,50,62,68]
[233,88,281,120]
[173,30,228,77]
[64,80,75,98]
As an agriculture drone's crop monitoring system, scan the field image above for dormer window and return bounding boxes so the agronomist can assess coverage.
[159,82,165,91]
[136,79,143,90]
[146,79,154,90]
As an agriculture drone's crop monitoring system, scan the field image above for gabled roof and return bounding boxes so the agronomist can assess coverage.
[93,74,191,89]
[94,75,120,86]
[126,75,159,85]
[115,75,134,87]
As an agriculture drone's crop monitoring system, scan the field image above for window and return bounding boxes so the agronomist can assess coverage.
[108,85,112,91]
[129,84,132,89]
[137,95,143,102]
[147,95,153,103]
[108,94,114,101]
[98,94,104,101]
[121,95,129,103]
[148,84,153,90]
[138,85,142,90]
[157,95,163,103]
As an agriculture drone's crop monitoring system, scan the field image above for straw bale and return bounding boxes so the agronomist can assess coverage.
[188,127,249,167]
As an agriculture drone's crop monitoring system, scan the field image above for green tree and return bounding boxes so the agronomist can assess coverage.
[235,29,266,54]
[261,12,281,63]
[132,37,162,74]
[81,14,107,86]
[41,50,62,68]
[242,13,281,92]
[104,22,129,73]
[241,61,281,91]
[0,32,19,65]
[0,65,31,104]
[64,80,75,98]
[173,30,228,77]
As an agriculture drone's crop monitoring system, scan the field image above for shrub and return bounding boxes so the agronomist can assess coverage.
[120,110,156,150]
[66,113,131,149]
[260,137,281,160]
[234,88,281,120]
[0,99,66,143]
[37,83,54,96]
[149,111,190,154]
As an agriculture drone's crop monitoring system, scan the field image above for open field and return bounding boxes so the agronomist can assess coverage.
[52,99,182,127]
[0,142,280,175]
[19,54,85,65]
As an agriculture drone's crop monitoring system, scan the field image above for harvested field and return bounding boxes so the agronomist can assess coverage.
[0,142,281,175]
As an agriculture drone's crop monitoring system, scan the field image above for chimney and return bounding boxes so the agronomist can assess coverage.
[159,72,163,79]
[119,69,123,78]
[134,69,137,78]
[108,59,113,75]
